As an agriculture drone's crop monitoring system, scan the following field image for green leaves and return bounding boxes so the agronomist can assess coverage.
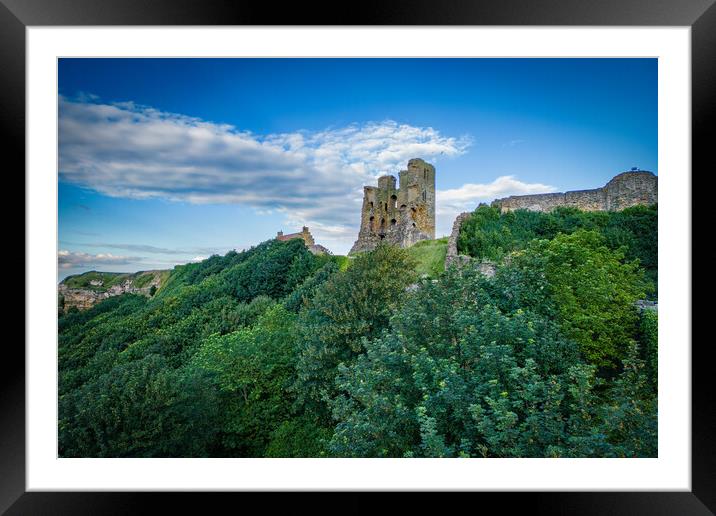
[457,204,657,296]
[293,244,418,419]
[509,230,647,367]
[187,305,302,456]
[327,260,656,458]
[59,354,220,457]
[58,239,326,457]
[58,224,657,458]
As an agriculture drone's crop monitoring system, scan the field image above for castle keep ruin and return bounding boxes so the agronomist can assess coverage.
[349,158,435,254]
[493,170,657,213]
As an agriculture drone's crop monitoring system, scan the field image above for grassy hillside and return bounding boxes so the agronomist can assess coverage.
[405,237,448,278]
[342,237,448,278]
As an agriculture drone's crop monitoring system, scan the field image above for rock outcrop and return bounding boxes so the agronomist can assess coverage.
[58,270,166,313]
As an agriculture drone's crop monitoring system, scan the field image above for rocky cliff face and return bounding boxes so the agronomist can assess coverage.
[58,270,167,313]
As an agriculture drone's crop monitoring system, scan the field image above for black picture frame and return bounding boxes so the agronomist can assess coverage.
[3,0,712,513]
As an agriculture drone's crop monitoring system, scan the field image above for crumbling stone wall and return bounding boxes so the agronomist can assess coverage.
[445,211,496,276]
[445,212,472,268]
[350,158,436,254]
[494,171,657,213]
[446,170,657,272]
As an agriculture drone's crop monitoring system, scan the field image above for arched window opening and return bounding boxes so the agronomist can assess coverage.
[390,219,396,226]
[390,194,397,209]
[400,204,407,210]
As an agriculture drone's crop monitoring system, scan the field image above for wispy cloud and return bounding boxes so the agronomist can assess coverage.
[59,96,471,250]
[59,241,226,256]
[58,250,139,269]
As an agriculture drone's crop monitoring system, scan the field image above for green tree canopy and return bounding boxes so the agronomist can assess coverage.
[294,244,418,421]
[329,263,656,458]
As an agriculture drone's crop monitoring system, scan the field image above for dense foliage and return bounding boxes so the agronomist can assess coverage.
[59,206,657,458]
[458,204,657,295]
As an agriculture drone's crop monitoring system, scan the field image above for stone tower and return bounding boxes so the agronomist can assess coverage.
[349,158,436,254]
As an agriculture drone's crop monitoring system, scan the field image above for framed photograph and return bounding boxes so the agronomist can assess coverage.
[4,0,712,512]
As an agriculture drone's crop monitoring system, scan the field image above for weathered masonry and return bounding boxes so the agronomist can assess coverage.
[493,170,658,213]
[276,226,331,255]
[350,158,436,254]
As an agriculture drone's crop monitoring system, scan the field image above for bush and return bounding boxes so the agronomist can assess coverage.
[329,263,656,458]
[293,244,418,421]
[504,230,648,367]
[457,204,657,295]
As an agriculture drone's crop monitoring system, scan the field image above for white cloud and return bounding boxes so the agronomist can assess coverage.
[59,96,471,252]
[59,241,227,256]
[57,250,139,269]
[435,176,554,236]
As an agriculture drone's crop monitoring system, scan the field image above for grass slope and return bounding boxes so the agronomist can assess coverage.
[405,237,448,278]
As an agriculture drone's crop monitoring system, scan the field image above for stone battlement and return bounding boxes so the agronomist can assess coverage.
[350,158,436,254]
[493,170,657,213]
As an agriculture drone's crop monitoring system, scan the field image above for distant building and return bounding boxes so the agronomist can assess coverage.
[276,226,331,255]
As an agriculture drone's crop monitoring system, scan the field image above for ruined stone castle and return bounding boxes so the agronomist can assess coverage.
[493,170,657,213]
[349,158,436,254]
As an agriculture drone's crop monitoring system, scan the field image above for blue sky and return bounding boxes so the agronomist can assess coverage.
[58,58,657,280]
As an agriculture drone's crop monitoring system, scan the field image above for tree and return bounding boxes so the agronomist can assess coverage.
[59,354,220,457]
[189,304,301,456]
[328,263,656,458]
[293,244,418,423]
[638,309,658,388]
[503,230,648,367]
